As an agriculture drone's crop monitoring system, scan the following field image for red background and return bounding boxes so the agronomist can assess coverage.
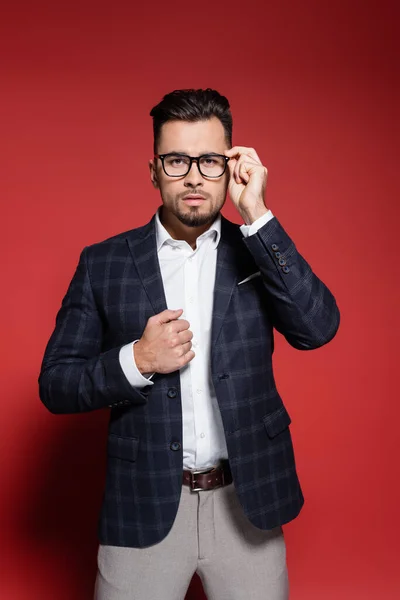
[1,1,399,598]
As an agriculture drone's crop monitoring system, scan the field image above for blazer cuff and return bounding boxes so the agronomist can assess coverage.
[240,210,275,237]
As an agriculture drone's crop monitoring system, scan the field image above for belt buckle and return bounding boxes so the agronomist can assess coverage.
[189,467,215,492]
[189,466,223,492]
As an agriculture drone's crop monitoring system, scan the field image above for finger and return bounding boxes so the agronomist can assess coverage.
[229,146,261,164]
[178,329,193,344]
[225,146,262,164]
[233,155,240,182]
[234,155,248,183]
[233,159,240,184]
[235,154,261,169]
[234,155,260,183]
[227,157,237,180]
[172,319,191,333]
[155,308,183,324]
[179,340,192,355]
[239,161,250,183]
[180,349,195,366]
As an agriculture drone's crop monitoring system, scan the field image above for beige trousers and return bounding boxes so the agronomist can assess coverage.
[94,481,289,600]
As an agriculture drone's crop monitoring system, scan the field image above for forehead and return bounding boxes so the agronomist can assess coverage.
[158,117,228,153]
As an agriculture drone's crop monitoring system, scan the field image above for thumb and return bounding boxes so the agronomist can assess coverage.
[155,308,183,324]
[227,157,236,175]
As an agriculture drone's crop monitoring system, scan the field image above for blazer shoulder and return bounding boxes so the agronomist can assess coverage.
[82,218,154,258]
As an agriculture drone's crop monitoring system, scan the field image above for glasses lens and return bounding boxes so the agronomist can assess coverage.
[163,155,191,176]
[199,155,226,177]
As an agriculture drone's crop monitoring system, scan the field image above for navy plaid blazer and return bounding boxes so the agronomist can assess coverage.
[38,212,340,548]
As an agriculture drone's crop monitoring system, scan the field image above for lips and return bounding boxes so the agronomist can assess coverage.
[182,194,206,206]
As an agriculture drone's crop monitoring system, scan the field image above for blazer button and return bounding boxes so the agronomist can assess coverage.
[278,257,286,266]
[218,373,230,380]
[271,243,279,251]
[167,387,177,398]
[282,266,290,273]
[170,441,181,451]
[274,251,281,258]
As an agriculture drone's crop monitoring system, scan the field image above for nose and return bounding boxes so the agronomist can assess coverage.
[184,160,203,187]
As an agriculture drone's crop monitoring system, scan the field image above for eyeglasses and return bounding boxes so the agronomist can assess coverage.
[154,153,230,178]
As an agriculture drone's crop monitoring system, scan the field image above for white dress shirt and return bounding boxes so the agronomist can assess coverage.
[119,207,275,470]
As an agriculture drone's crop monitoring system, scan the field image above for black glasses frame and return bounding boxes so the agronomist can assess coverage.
[154,153,230,178]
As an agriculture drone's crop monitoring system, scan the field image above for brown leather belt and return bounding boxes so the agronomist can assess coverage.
[182,459,233,491]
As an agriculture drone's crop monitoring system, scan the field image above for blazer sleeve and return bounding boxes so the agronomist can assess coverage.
[38,246,151,414]
[242,216,340,350]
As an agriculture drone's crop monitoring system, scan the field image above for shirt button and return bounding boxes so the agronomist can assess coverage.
[200,432,205,438]
[192,340,198,348]
[196,389,202,395]
[188,297,194,304]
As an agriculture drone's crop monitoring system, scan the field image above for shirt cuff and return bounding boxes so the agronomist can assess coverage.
[119,341,155,388]
[240,209,275,237]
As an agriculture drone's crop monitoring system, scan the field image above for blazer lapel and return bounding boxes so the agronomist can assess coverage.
[211,216,242,348]
[125,215,168,315]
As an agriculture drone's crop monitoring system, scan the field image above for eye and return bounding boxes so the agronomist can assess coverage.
[200,157,219,167]
[165,155,190,167]
[200,155,225,168]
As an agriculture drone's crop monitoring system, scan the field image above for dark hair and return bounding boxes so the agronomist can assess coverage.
[149,88,232,153]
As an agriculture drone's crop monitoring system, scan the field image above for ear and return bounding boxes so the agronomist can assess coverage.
[149,158,159,189]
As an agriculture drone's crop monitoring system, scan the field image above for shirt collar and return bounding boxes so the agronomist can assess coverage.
[154,206,221,252]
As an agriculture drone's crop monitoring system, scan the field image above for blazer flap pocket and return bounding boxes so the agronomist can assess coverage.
[263,405,291,438]
[108,433,140,462]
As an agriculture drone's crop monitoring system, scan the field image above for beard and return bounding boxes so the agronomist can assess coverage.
[171,191,225,227]
[174,204,221,227]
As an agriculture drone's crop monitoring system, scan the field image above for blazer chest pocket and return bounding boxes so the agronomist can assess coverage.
[263,405,291,438]
[107,433,140,462]
[237,271,261,286]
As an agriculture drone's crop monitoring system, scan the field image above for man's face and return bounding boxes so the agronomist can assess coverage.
[149,117,230,228]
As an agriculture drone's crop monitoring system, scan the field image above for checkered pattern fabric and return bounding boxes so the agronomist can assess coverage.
[39,212,340,548]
